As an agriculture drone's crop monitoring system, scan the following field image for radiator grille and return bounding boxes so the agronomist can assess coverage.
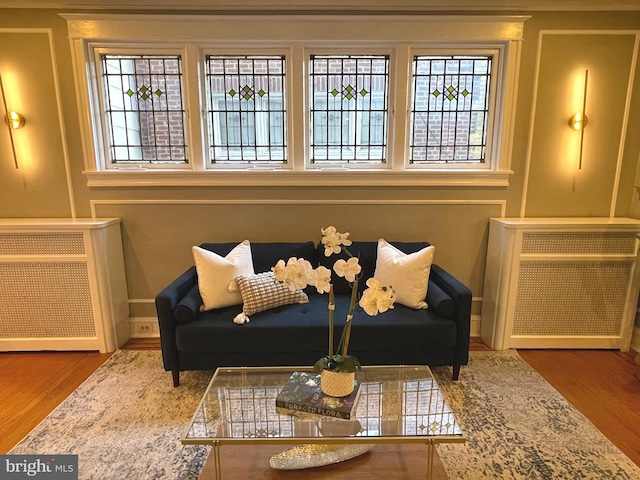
[512,261,631,336]
[521,233,637,255]
[0,234,85,255]
[0,262,96,338]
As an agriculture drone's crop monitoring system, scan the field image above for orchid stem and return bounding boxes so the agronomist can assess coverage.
[328,285,335,358]
[341,278,358,357]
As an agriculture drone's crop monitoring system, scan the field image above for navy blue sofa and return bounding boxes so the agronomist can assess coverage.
[155,241,472,387]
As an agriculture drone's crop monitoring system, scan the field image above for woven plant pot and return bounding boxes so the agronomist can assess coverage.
[320,369,355,397]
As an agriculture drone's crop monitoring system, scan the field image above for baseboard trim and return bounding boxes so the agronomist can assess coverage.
[631,326,640,353]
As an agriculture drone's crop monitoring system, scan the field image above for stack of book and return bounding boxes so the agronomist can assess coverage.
[275,371,361,420]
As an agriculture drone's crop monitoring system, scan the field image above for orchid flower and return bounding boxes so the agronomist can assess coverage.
[321,225,352,257]
[333,257,362,283]
[272,257,315,292]
[312,265,332,294]
[359,278,396,316]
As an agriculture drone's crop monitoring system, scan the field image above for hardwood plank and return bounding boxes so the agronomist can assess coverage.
[518,349,640,467]
[0,351,112,454]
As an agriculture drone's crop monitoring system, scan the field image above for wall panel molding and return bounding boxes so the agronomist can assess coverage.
[520,29,640,218]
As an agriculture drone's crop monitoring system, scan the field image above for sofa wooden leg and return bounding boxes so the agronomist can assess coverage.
[172,369,180,387]
[452,364,460,381]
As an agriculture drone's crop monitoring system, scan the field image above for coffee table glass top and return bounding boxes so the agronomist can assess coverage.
[182,365,463,445]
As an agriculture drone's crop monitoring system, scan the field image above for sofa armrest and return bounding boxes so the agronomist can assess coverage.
[155,266,198,373]
[429,264,472,367]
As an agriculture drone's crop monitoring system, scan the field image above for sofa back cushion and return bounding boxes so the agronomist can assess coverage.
[316,241,431,295]
[199,241,317,276]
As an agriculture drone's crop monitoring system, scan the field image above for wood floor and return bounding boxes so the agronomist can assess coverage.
[1,338,639,470]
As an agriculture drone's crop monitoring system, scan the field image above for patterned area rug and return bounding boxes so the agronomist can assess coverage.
[11,350,212,479]
[11,350,640,479]
[432,350,640,479]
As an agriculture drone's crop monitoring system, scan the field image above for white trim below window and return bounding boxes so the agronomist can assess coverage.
[83,169,514,187]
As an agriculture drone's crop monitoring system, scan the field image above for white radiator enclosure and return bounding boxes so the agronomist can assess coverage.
[0,218,130,353]
[481,217,640,350]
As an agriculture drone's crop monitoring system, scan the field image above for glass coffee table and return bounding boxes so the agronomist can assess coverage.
[182,365,464,479]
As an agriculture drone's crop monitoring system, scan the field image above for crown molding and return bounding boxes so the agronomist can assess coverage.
[2,0,640,12]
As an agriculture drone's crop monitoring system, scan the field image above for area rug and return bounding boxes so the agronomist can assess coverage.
[10,350,640,479]
[10,350,212,479]
[432,350,640,479]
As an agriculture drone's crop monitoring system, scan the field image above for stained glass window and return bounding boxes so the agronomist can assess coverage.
[410,55,492,164]
[205,55,287,163]
[100,55,187,164]
[309,55,389,164]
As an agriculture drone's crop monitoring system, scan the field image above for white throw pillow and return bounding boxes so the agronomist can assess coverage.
[373,239,435,309]
[192,241,254,311]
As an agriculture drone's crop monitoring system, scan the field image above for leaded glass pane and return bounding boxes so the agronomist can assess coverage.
[100,54,187,164]
[205,55,286,164]
[309,55,389,164]
[410,55,492,164]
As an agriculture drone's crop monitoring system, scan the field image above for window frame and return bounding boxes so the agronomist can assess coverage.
[66,14,527,187]
[405,47,502,171]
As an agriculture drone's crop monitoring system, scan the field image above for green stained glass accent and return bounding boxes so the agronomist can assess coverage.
[232,85,254,101]
[360,88,368,97]
[446,93,455,100]
[258,89,266,97]
[331,89,340,97]
[155,89,163,97]
[461,89,470,97]
[126,89,135,97]
[341,85,359,101]
[135,85,155,101]
[432,89,441,97]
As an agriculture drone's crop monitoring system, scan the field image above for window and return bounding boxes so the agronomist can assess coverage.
[410,55,492,165]
[100,54,187,164]
[69,15,525,186]
[309,55,389,164]
[205,55,287,164]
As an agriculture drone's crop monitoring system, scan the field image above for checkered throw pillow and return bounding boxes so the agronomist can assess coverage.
[236,271,309,317]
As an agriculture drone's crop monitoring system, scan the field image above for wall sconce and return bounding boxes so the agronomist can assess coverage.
[569,69,589,169]
[5,110,25,129]
[0,72,22,169]
[568,112,587,131]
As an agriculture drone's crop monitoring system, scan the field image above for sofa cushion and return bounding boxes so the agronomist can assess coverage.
[426,281,455,318]
[374,239,435,309]
[199,241,318,279]
[193,241,254,311]
[316,241,431,295]
[236,271,309,316]
[175,294,456,356]
[172,285,203,323]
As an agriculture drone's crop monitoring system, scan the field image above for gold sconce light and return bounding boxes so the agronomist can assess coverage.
[569,69,589,169]
[568,111,588,131]
[5,110,25,129]
[0,72,22,169]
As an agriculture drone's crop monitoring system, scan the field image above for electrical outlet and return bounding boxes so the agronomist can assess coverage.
[132,321,156,337]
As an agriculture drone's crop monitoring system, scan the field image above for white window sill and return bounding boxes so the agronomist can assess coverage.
[83,169,513,187]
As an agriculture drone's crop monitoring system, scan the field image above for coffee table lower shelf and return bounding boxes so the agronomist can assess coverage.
[199,443,449,480]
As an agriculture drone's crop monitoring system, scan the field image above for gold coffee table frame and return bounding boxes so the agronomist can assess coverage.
[182,365,464,479]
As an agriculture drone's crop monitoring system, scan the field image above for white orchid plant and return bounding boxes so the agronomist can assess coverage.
[272,226,396,373]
